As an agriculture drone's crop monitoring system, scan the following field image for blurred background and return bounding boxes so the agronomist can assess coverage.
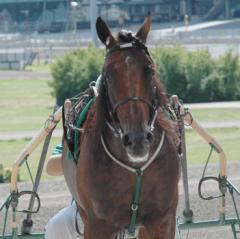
[1,0,240,68]
[0,0,240,33]
[0,2,240,238]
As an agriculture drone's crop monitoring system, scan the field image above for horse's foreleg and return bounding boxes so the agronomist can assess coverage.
[83,223,90,239]
[84,219,117,239]
[139,227,152,239]
[143,215,176,239]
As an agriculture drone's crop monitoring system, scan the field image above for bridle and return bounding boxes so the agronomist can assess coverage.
[98,37,166,238]
[102,39,159,137]
[105,90,159,137]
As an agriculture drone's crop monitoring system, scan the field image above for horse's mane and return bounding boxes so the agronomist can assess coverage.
[83,30,179,150]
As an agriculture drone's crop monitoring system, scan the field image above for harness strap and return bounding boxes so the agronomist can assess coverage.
[73,96,96,160]
[142,131,165,171]
[101,137,136,173]
[101,131,165,236]
[112,96,154,116]
[107,42,150,57]
[75,208,83,237]
[100,131,165,174]
[128,169,143,236]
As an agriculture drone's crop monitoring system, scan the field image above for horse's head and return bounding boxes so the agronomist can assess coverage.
[96,16,161,164]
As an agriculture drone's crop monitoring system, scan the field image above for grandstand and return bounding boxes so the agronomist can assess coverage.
[0,0,239,33]
[0,0,68,33]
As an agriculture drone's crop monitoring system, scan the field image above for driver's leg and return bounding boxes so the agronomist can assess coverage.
[45,202,83,239]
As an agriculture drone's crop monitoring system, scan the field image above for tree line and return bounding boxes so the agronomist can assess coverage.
[50,45,240,106]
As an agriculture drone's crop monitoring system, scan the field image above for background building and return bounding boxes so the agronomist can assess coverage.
[0,0,68,33]
[0,0,239,33]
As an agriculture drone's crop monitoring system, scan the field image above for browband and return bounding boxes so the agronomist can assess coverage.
[107,41,150,56]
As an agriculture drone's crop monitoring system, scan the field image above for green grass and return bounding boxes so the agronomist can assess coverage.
[0,137,61,181]
[189,108,240,123]
[0,79,55,132]
[0,77,239,181]
[0,77,239,132]
[0,128,239,181]
[186,127,240,164]
[25,63,51,72]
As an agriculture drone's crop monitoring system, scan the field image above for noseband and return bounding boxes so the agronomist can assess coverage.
[103,40,159,136]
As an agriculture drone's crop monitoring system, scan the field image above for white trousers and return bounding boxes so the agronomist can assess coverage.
[45,202,181,239]
[45,202,84,239]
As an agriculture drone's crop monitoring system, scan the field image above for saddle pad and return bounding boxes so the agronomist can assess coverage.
[63,89,95,162]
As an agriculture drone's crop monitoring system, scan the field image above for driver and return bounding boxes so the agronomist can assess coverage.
[45,151,84,239]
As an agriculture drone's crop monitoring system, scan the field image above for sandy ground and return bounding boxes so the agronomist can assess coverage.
[0,161,240,239]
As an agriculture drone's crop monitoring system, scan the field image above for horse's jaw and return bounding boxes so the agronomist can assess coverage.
[127,152,149,164]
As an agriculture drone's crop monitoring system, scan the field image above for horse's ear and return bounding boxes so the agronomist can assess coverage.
[96,17,116,48]
[135,14,151,44]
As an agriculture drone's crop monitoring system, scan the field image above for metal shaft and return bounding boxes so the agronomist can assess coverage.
[171,95,193,223]
[179,117,193,222]
[21,107,57,234]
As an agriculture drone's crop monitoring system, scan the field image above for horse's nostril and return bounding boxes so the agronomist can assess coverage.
[146,132,153,142]
[122,134,132,147]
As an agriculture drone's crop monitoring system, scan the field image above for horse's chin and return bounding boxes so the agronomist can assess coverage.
[127,153,149,164]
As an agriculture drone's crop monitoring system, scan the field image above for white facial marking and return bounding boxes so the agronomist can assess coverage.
[127,153,149,163]
[125,56,132,66]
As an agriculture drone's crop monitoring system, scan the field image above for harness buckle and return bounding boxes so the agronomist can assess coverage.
[131,203,138,211]
[117,228,139,239]
[135,169,143,176]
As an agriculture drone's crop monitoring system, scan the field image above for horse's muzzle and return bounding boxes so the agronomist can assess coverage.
[122,131,153,163]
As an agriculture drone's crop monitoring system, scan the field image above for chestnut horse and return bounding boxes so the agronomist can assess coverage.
[76,16,179,239]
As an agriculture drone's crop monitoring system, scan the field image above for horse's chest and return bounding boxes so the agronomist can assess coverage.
[89,163,177,224]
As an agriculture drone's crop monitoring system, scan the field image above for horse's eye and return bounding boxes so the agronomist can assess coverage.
[144,65,154,76]
[106,75,114,85]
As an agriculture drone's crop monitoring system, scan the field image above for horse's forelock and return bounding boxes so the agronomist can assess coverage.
[117,30,137,43]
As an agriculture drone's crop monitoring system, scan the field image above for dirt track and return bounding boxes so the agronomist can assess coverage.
[0,161,240,238]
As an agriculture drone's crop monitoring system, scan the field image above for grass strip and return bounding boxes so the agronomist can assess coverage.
[0,128,239,181]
